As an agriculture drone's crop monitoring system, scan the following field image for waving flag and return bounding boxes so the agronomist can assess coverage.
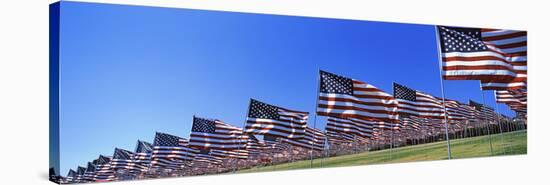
[279,127,326,151]
[326,117,373,139]
[82,162,96,182]
[496,90,527,111]
[326,130,355,144]
[190,116,248,150]
[245,99,308,139]
[192,153,223,168]
[264,137,292,153]
[393,83,445,119]
[437,26,526,90]
[133,140,152,172]
[400,115,422,131]
[151,132,199,170]
[75,166,86,182]
[444,99,475,122]
[245,134,270,156]
[317,70,399,123]
[210,149,248,159]
[111,148,140,174]
[469,100,496,121]
[93,155,114,182]
[66,169,77,183]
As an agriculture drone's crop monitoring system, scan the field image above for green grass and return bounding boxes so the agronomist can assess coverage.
[239,130,527,173]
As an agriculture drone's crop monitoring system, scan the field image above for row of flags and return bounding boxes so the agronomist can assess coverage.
[60,25,526,183]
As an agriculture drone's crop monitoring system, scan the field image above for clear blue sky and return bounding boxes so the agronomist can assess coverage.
[58,1,514,175]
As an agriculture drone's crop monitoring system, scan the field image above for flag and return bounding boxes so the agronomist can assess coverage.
[83,162,96,182]
[437,26,526,90]
[279,127,326,151]
[111,148,140,174]
[393,83,445,119]
[326,130,354,145]
[75,166,86,182]
[190,116,248,151]
[210,149,249,159]
[496,90,527,107]
[93,155,115,181]
[263,137,292,153]
[66,169,77,183]
[245,99,308,139]
[245,134,270,156]
[400,115,422,131]
[317,70,399,123]
[192,153,223,168]
[326,116,373,139]
[444,99,475,122]
[469,100,496,121]
[133,140,152,172]
[151,132,199,170]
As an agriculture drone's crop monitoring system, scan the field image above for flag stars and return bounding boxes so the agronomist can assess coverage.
[438,26,488,53]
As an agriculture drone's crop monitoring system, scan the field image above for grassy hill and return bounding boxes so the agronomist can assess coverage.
[239,130,527,173]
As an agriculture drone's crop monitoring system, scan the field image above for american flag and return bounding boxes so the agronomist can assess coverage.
[151,132,199,170]
[93,155,115,181]
[111,148,140,173]
[444,99,474,122]
[326,129,355,144]
[317,70,399,123]
[190,116,248,151]
[245,134,270,156]
[437,26,526,90]
[400,115,422,131]
[469,100,496,122]
[326,116,374,139]
[75,166,86,182]
[210,149,249,159]
[192,153,223,168]
[245,99,308,139]
[264,137,293,153]
[83,162,96,182]
[133,140,152,172]
[393,83,445,119]
[279,127,326,151]
[66,169,77,183]
[495,90,527,111]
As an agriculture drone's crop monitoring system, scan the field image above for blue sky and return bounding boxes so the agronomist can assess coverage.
[58,2,514,175]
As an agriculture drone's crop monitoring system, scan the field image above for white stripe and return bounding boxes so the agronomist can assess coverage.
[320,93,398,104]
[443,51,526,61]
[444,69,516,76]
[317,108,398,120]
[318,99,398,112]
[484,36,527,46]
[481,30,520,37]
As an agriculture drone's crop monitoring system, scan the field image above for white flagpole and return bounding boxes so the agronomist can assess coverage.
[479,84,494,155]
[234,100,252,173]
[434,26,452,160]
[492,91,508,154]
[310,69,321,168]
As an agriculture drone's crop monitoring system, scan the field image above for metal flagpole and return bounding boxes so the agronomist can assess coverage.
[479,84,494,155]
[492,92,508,154]
[310,69,321,168]
[434,26,452,160]
[234,100,252,173]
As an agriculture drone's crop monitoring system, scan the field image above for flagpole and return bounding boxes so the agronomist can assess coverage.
[492,91,508,154]
[234,100,252,173]
[390,83,396,161]
[310,68,321,168]
[434,26,452,160]
[479,84,494,155]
